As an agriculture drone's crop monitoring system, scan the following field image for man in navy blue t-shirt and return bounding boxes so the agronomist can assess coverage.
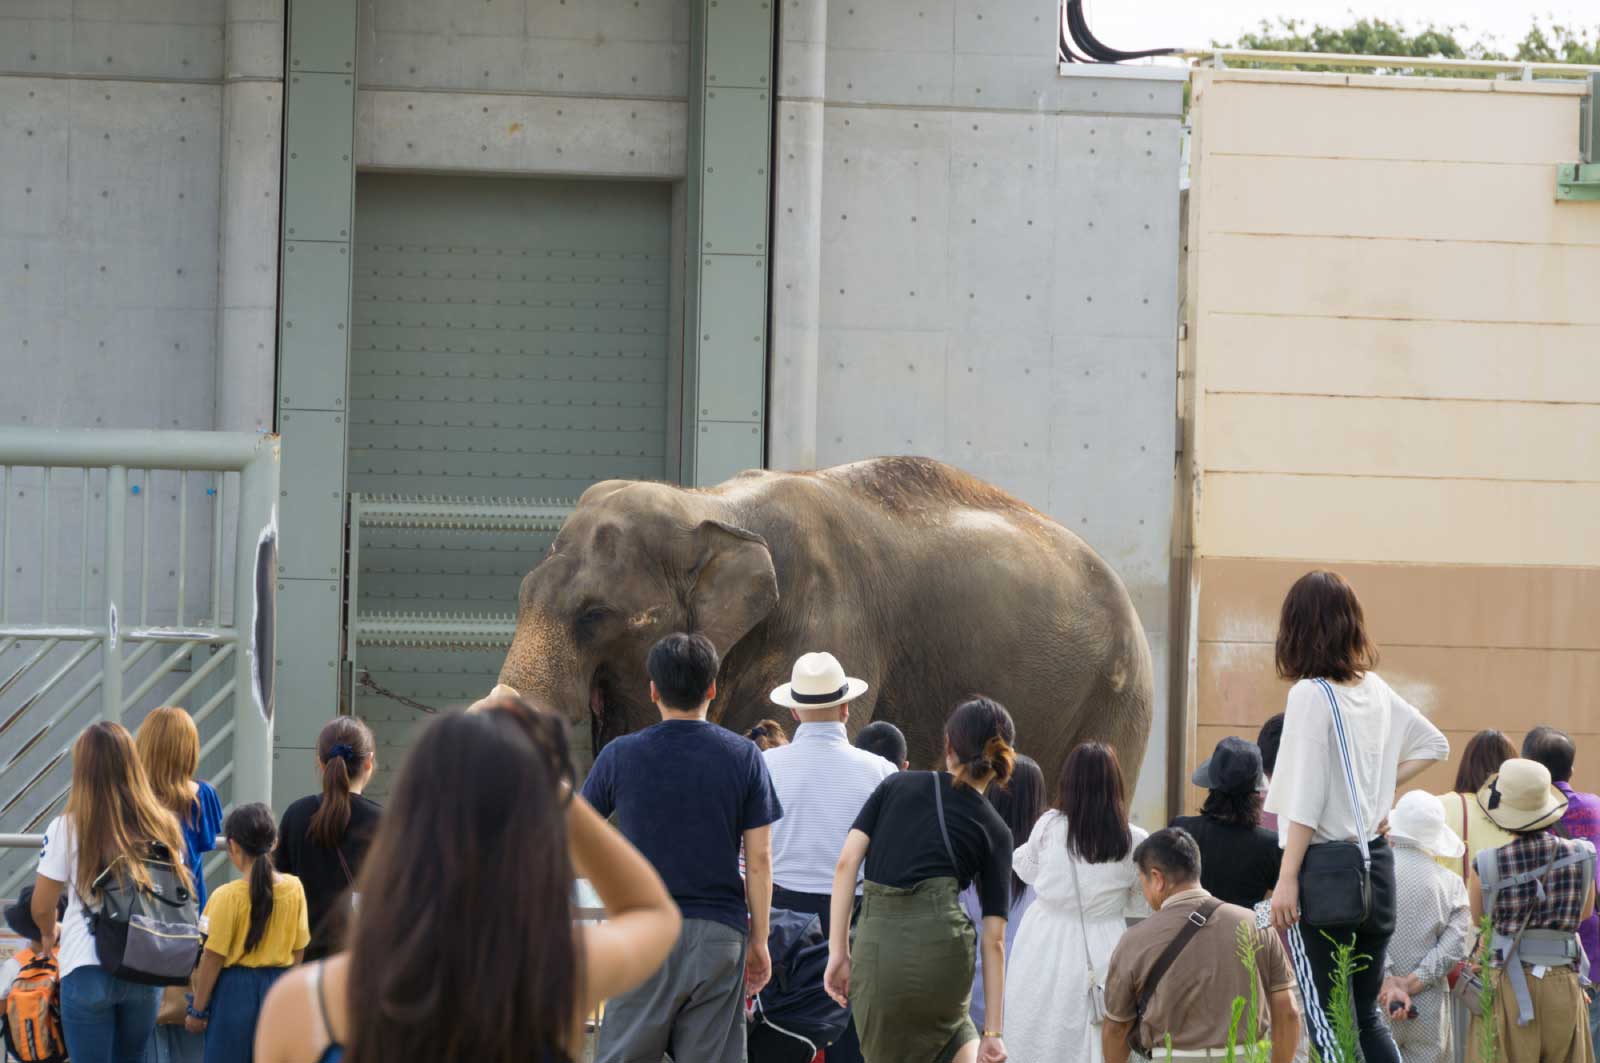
[583,632,783,1063]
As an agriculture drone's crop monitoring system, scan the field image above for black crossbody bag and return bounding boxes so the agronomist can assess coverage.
[1297,678,1372,928]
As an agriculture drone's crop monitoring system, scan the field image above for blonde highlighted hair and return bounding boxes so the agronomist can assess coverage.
[66,722,190,898]
[135,706,200,821]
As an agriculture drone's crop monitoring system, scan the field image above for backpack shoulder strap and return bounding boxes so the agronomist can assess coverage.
[1135,898,1223,1034]
[1476,847,1502,910]
[931,772,959,874]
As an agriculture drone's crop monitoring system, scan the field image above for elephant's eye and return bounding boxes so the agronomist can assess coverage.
[575,606,612,638]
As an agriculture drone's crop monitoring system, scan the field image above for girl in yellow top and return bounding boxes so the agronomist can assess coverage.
[185,803,310,1063]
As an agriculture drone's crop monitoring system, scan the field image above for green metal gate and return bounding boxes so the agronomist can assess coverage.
[345,174,674,791]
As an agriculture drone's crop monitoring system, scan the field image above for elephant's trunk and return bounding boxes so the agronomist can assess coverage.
[498,611,588,725]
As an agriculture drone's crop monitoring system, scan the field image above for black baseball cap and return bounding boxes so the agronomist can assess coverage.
[1192,736,1266,795]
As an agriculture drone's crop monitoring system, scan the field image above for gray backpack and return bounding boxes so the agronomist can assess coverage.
[87,843,203,986]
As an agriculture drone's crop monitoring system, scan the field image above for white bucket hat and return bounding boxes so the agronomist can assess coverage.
[770,651,868,710]
[1387,789,1464,860]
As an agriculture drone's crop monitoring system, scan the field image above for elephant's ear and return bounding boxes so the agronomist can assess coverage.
[685,520,779,660]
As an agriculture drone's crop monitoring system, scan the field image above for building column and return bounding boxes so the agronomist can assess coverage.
[680,0,777,485]
[273,0,357,807]
[214,0,285,436]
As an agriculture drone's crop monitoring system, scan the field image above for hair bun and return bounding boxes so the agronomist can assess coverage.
[983,735,1016,786]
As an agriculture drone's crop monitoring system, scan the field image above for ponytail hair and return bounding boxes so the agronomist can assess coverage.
[224,803,279,955]
[309,716,375,849]
[945,696,1017,790]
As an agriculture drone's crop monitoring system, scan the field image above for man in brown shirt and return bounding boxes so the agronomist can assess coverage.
[1103,828,1300,1062]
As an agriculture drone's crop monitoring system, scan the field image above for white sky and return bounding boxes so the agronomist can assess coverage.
[1083,0,1596,55]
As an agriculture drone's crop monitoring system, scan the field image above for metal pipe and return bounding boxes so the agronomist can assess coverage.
[1,465,10,623]
[191,677,237,727]
[0,645,101,774]
[140,469,151,624]
[0,639,61,703]
[121,640,200,716]
[79,469,90,623]
[165,643,235,711]
[200,718,236,763]
[210,473,225,621]
[103,465,126,722]
[0,428,272,471]
[40,471,49,623]
[0,639,97,746]
[177,469,188,626]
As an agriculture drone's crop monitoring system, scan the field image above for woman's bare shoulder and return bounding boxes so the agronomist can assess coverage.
[258,955,349,1062]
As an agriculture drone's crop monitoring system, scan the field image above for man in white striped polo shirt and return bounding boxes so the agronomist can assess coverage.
[764,651,896,1063]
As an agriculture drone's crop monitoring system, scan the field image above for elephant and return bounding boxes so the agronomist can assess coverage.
[498,456,1153,792]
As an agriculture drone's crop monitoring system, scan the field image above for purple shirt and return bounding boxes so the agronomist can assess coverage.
[1556,781,1600,968]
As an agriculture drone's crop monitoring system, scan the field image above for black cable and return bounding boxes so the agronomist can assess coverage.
[1058,17,1094,64]
[1066,0,1177,63]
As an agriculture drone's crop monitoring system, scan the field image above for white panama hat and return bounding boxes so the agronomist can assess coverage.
[1387,789,1465,860]
[770,651,869,711]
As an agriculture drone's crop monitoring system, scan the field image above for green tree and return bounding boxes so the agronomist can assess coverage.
[1215,16,1600,73]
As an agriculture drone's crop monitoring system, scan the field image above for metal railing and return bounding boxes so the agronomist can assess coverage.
[344,493,572,705]
[0,428,279,897]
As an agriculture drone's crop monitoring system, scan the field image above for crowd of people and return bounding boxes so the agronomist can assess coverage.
[3,567,1597,1063]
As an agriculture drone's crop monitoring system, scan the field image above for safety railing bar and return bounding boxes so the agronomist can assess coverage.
[140,469,151,625]
[0,429,271,472]
[5,665,103,780]
[164,644,235,711]
[0,833,227,849]
[79,469,90,624]
[211,761,234,787]
[103,465,125,722]
[0,638,61,703]
[119,638,160,676]
[210,473,224,622]
[199,719,236,763]
[0,639,100,742]
[0,724,50,781]
[123,626,237,644]
[121,640,200,716]
[0,749,67,818]
[0,637,15,659]
[191,677,236,727]
[40,471,50,624]
[0,861,36,901]
[177,469,188,627]
[1,464,10,623]
[0,625,237,643]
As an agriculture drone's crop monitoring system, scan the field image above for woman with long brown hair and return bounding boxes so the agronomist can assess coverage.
[1002,742,1148,1063]
[825,697,1017,1063]
[272,718,379,961]
[1430,729,1518,879]
[32,721,192,1062]
[1264,570,1449,1063]
[136,706,225,1063]
[253,698,680,1063]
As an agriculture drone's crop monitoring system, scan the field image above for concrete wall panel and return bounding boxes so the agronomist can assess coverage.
[356,90,687,178]
[774,0,1183,821]
[358,0,690,99]
[0,78,222,431]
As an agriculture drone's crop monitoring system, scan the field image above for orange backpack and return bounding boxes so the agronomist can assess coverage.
[2,947,68,1063]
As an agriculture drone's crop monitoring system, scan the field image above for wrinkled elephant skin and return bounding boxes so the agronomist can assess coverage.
[499,457,1153,790]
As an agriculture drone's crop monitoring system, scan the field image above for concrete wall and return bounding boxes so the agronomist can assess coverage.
[353,0,689,179]
[770,0,1186,823]
[1180,68,1600,807]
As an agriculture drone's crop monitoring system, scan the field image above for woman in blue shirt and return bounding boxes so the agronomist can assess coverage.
[138,705,225,1063]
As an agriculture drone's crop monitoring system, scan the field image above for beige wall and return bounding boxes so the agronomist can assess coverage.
[1180,68,1600,812]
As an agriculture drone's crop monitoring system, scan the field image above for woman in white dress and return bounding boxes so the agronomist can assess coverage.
[1003,742,1148,1063]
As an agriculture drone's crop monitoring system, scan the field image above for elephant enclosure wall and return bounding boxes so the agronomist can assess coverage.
[769,4,1187,825]
[1179,67,1600,810]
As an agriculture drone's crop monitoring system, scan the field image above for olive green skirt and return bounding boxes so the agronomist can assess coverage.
[850,877,978,1063]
